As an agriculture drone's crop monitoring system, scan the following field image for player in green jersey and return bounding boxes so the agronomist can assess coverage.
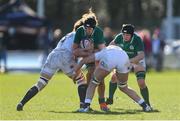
[106,24,152,109]
[73,9,109,111]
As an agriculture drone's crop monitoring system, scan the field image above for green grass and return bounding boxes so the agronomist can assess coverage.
[1,70,180,120]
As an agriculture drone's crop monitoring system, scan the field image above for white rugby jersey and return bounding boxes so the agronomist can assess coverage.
[54,32,75,52]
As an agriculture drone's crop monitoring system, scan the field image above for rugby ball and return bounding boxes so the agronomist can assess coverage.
[80,39,92,48]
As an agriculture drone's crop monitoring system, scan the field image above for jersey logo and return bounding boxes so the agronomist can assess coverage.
[129,45,134,50]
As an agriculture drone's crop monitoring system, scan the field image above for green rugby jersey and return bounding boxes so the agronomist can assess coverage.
[74,26,105,49]
[114,33,144,58]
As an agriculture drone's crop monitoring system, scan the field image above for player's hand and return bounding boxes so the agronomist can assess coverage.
[73,65,81,74]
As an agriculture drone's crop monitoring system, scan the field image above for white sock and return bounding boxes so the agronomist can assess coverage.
[137,99,144,105]
[85,98,92,104]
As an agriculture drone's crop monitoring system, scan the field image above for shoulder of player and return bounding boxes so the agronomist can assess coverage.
[67,31,75,36]
[66,32,76,38]
[114,33,123,40]
[94,26,103,33]
[76,26,84,33]
[133,33,143,41]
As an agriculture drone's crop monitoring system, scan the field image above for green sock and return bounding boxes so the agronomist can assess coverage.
[98,98,105,104]
[140,86,150,106]
[108,81,117,99]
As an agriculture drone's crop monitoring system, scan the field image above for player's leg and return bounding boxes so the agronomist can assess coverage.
[16,72,52,111]
[16,52,58,111]
[86,64,108,111]
[61,52,88,110]
[86,64,95,85]
[81,67,110,112]
[134,64,151,107]
[106,70,117,105]
[71,71,88,109]
[116,72,151,112]
[98,80,109,111]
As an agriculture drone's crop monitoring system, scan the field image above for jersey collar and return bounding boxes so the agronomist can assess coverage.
[83,26,95,38]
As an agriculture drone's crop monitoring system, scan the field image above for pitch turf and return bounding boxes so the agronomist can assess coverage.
[0,70,180,120]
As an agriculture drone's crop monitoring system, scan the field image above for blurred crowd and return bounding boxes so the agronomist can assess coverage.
[0,0,166,73]
[137,28,165,72]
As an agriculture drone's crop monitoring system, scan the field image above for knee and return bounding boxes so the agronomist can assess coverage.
[111,74,117,83]
[91,76,101,85]
[35,77,49,91]
[117,81,128,92]
[136,71,146,80]
[119,87,126,92]
[134,65,145,73]
[99,81,105,86]
[73,72,86,86]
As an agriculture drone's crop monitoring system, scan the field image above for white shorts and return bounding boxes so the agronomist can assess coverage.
[95,48,131,73]
[41,50,75,77]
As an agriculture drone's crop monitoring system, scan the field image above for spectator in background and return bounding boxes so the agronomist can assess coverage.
[103,27,113,46]
[0,32,7,73]
[152,28,165,72]
[38,26,53,65]
[50,28,62,50]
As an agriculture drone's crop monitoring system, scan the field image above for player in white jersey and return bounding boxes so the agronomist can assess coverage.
[73,45,152,112]
[16,19,88,111]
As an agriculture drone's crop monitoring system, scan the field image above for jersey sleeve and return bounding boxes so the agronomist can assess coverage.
[136,36,144,52]
[73,27,82,44]
[94,28,105,44]
[114,34,121,44]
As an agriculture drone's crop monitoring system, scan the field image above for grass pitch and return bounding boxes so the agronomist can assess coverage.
[0,70,180,120]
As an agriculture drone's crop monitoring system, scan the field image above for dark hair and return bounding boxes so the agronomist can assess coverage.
[121,24,135,36]
[82,8,98,29]
[84,17,96,29]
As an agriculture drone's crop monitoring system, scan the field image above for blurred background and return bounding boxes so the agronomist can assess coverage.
[0,0,180,73]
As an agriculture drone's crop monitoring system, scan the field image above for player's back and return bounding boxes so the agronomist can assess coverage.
[95,45,130,72]
[54,32,75,52]
[104,45,125,56]
[100,45,129,64]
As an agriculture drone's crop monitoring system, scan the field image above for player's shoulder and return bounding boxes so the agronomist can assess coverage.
[65,32,75,39]
[133,33,143,41]
[94,26,103,33]
[117,33,123,37]
[67,31,75,36]
[76,26,84,32]
[114,33,123,39]
[134,33,142,39]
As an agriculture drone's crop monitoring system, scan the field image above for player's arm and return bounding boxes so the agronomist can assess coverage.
[72,43,92,57]
[130,51,145,64]
[94,30,106,52]
[72,29,92,57]
[109,39,116,45]
[94,43,105,52]
[74,54,95,72]
[110,34,120,45]
[130,36,145,64]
